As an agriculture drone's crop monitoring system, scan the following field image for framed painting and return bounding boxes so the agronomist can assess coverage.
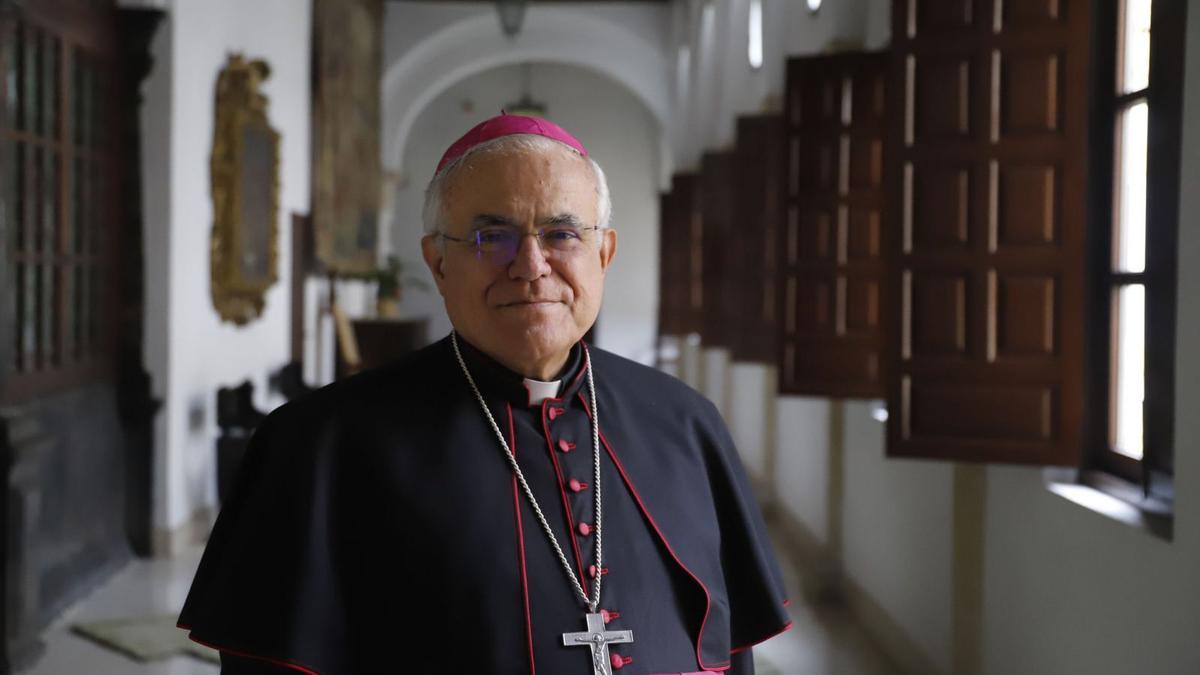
[312,0,382,274]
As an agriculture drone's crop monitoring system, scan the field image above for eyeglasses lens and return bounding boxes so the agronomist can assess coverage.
[473,229,590,266]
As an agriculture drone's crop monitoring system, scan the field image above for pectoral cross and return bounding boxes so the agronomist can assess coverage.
[562,612,634,675]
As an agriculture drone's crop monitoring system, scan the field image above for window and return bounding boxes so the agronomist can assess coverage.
[1087,0,1187,502]
[0,12,117,404]
[676,44,691,98]
[885,0,1186,522]
[748,0,763,70]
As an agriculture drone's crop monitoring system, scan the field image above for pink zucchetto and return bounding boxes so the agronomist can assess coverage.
[435,112,589,174]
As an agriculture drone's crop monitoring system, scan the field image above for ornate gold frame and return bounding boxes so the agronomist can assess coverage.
[210,54,281,325]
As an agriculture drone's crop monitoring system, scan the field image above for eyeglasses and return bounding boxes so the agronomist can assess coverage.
[438,226,601,266]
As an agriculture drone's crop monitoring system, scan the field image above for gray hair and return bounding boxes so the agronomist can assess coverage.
[422,133,612,236]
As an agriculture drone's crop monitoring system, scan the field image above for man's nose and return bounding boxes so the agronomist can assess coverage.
[508,233,552,280]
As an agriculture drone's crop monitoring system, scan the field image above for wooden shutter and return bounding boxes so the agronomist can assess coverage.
[886,0,1090,464]
[732,115,783,364]
[658,184,682,336]
[700,151,738,348]
[657,173,702,337]
[778,53,888,398]
[657,187,674,337]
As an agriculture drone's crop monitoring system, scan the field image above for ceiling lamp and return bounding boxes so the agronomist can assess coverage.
[505,63,547,118]
[496,0,528,38]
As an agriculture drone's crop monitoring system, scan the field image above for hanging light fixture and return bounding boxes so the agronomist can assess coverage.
[495,0,528,38]
[505,62,547,118]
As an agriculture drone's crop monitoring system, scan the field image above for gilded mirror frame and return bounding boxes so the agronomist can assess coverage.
[210,54,281,325]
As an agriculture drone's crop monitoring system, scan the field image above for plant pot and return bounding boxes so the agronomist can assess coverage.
[377,297,401,319]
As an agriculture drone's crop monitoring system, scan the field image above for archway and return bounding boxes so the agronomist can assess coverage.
[382,6,672,175]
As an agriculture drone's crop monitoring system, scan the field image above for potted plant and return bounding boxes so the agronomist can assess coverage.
[359,256,429,318]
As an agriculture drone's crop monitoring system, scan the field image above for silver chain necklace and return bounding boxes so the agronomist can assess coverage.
[451,333,635,674]
[451,331,606,611]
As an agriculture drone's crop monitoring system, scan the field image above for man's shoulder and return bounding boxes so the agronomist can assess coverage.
[587,344,718,417]
[265,337,454,428]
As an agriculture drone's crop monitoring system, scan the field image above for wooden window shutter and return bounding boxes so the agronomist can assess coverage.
[658,186,679,337]
[886,0,1090,464]
[658,173,703,336]
[700,151,738,348]
[778,53,888,398]
[732,115,784,364]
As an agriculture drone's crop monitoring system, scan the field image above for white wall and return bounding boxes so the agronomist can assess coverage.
[773,396,831,542]
[669,0,889,169]
[841,402,955,674]
[728,363,772,478]
[142,0,312,536]
[388,62,662,363]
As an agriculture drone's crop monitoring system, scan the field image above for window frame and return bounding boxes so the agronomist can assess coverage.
[1085,0,1186,505]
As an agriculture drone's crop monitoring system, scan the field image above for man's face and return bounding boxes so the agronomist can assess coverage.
[421,143,617,379]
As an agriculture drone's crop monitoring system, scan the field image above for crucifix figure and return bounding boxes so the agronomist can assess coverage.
[562,612,634,675]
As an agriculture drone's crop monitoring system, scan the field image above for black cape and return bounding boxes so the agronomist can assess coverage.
[179,337,791,674]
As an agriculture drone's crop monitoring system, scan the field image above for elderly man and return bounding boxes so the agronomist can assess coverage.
[179,114,791,674]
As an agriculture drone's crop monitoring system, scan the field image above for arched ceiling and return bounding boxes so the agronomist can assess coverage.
[382,6,671,173]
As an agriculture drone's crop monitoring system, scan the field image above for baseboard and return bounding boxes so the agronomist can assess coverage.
[764,504,945,675]
[152,506,215,558]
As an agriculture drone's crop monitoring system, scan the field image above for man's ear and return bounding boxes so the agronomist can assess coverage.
[598,228,617,274]
[421,234,448,293]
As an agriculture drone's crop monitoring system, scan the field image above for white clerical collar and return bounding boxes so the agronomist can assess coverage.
[522,378,561,406]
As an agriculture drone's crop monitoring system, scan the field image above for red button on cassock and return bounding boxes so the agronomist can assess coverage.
[588,565,610,579]
[600,609,620,624]
[558,439,576,453]
[548,406,565,420]
[610,654,633,670]
[578,522,591,536]
[568,478,588,492]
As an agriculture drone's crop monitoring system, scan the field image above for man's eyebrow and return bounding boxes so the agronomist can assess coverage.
[470,214,518,229]
[541,213,585,228]
[470,213,586,229]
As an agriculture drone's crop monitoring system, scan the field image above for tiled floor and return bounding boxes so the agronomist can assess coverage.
[23,547,218,675]
[22,539,898,675]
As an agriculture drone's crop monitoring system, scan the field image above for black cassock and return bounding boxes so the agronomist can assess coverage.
[179,336,792,674]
